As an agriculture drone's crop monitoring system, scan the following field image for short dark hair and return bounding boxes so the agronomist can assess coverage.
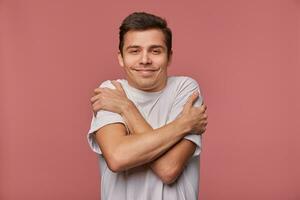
[119,12,172,59]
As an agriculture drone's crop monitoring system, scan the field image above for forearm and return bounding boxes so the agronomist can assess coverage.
[120,101,187,173]
[92,81,203,176]
[113,116,189,171]
[120,101,153,134]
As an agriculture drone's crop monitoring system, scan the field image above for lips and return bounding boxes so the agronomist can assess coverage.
[134,69,157,71]
[134,69,157,77]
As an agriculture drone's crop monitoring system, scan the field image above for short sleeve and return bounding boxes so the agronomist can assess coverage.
[167,77,203,157]
[87,80,127,154]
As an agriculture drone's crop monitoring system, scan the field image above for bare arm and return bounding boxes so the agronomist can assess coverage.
[120,99,206,184]
[91,81,207,184]
[94,112,192,172]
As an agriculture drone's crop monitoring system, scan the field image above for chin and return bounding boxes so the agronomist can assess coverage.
[135,81,156,90]
[138,83,155,90]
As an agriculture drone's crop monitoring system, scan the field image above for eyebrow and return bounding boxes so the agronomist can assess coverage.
[149,45,165,49]
[125,45,140,50]
[125,45,165,51]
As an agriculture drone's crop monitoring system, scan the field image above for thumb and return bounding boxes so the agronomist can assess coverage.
[183,91,199,110]
[111,80,126,94]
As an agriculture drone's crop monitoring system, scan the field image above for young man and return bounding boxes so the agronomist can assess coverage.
[87,12,208,200]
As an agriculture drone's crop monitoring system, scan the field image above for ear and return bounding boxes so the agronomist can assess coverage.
[117,51,124,67]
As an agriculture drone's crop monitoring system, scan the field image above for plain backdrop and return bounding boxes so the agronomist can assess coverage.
[1,0,300,199]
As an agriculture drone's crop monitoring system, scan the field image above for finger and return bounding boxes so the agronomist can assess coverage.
[203,121,208,126]
[200,104,207,113]
[95,87,116,97]
[111,80,126,94]
[111,80,119,90]
[92,100,102,112]
[187,91,199,106]
[184,91,199,109]
[100,87,119,98]
[201,127,206,133]
[90,94,101,104]
[94,88,102,95]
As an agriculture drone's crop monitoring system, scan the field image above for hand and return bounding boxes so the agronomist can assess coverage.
[90,80,132,115]
[179,91,208,135]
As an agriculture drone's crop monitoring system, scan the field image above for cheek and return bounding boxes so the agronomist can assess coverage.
[156,59,169,70]
[154,55,168,64]
[123,55,140,66]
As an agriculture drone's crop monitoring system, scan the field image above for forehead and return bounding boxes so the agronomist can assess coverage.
[123,29,166,48]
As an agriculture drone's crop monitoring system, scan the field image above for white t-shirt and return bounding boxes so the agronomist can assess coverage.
[87,76,203,200]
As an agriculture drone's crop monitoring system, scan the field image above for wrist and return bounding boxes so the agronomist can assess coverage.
[174,116,192,135]
[121,100,135,116]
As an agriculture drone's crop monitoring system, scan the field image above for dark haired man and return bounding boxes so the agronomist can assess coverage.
[87,12,208,200]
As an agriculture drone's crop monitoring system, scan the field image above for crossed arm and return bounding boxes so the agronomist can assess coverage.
[91,81,207,184]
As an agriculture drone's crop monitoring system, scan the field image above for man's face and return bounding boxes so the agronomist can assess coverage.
[118,29,172,92]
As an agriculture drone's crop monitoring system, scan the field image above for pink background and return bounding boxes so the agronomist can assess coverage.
[1,0,299,199]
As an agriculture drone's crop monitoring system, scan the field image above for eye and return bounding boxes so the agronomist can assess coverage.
[129,49,139,54]
[152,49,161,54]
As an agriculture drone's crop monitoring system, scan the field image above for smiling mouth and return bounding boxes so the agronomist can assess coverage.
[134,69,157,71]
[134,69,157,76]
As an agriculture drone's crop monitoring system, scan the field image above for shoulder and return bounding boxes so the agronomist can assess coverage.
[168,76,200,91]
[167,76,203,109]
[98,79,126,89]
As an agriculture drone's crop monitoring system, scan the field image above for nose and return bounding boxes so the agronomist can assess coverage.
[139,52,152,65]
